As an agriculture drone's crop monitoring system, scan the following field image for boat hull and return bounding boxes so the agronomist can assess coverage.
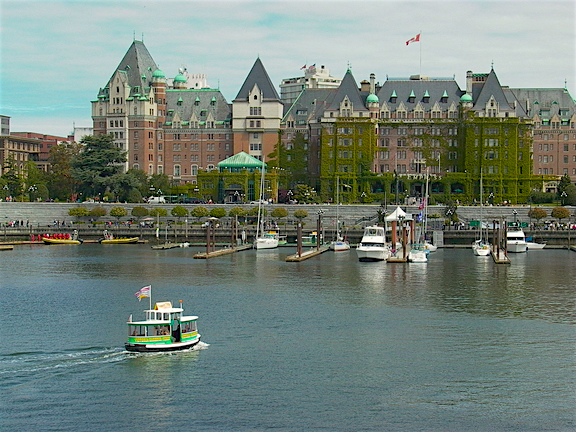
[42,238,82,245]
[527,242,546,250]
[330,241,350,252]
[125,338,200,353]
[254,239,279,249]
[100,237,139,244]
[507,242,528,253]
[357,247,390,261]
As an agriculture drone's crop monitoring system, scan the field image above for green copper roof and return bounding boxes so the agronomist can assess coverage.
[391,90,397,98]
[423,90,430,98]
[442,90,448,98]
[174,73,187,82]
[460,93,473,102]
[409,90,415,98]
[218,151,266,169]
[152,69,165,78]
[366,93,379,103]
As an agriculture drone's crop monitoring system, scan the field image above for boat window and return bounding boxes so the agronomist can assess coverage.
[182,321,197,333]
[154,325,170,336]
[163,313,169,320]
[129,325,146,336]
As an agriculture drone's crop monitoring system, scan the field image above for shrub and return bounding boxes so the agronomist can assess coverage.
[68,206,89,218]
[131,206,149,219]
[293,209,308,220]
[110,206,128,220]
[149,207,168,217]
[89,206,107,217]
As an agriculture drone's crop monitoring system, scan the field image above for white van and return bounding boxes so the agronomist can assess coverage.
[147,196,166,204]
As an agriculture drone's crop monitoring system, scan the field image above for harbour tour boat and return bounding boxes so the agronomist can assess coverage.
[125,285,200,352]
[99,230,139,244]
[42,230,83,245]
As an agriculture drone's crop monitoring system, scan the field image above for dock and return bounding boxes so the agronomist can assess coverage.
[151,242,189,250]
[193,244,252,259]
[491,248,511,264]
[285,246,330,262]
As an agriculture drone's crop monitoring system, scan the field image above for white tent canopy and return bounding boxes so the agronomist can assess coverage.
[385,206,413,222]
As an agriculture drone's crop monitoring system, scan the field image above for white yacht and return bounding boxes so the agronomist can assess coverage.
[356,226,391,261]
[255,231,279,249]
[507,229,528,253]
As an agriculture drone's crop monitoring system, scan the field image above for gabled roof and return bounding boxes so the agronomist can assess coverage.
[100,41,158,97]
[282,88,337,121]
[376,77,463,110]
[471,69,514,112]
[327,70,367,111]
[507,87,576,118]
[218,151,265,169]
[234,58,280,102]
[165,89,232,125]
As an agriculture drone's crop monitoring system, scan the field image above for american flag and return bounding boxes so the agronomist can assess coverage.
[134,285,151,301]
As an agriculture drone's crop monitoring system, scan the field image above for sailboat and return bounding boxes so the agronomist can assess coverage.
[329,176,350,251]
[254,156,279,250]
[472,172,491,256]
[421,171,437,252]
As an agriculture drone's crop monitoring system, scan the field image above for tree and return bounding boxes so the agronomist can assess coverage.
[551,206,571,224]
[149,207,168,218]
[71,134,126,198]
[171,205,189,222]
[557,174,572,200]
[68,206,89,219]
[110,206,128,221]
[148,173,170,197]
[1,156,23,199]
[271,207,288,220]
[131,206,149,222]
[528,207,547,225]
[209,207,227,218]
[190,206,209,221]
[293,184,318,204]
[24,161,48,201]
[228,207,246,218]
[47,141,82,201]
[89,206,107,218]
[293,209,308,220]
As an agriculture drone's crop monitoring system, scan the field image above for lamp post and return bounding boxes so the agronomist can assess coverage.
[561,191,567,206]
[316,210,324,250]
[512,209,518,225]
[28,185,37,202]
[287,189,293,204]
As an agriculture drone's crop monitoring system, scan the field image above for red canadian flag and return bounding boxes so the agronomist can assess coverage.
[406,33,421,45]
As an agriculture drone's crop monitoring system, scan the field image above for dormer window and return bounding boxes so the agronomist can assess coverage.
[254,95,258,100]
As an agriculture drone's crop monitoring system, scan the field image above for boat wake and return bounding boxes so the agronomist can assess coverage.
[0,347,126,386]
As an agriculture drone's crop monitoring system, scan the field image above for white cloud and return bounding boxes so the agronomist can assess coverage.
[1,0,574,136]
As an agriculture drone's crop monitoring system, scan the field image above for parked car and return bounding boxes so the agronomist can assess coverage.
[147,196,166,204]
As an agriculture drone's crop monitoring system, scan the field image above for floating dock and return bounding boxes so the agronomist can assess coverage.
[491,248,511,264]
[285,246,330,262]
[193,244,252,259]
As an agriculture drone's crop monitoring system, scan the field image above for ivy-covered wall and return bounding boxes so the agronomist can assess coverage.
[196,169,279,203]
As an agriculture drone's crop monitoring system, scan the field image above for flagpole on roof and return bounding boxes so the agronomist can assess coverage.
[419,30,422,76]
[149,285,152,310]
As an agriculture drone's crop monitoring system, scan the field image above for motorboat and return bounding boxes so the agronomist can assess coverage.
[99,230,139,244]
[42,230,83,245]
[125,286,200,353]
[255,231,279,249]
[408,247,428,263]
[507,229,528,253]
[526,241,546,250]
[356,226,391,261]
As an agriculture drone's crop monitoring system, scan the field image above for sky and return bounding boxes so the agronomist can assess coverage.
[0,0,574,137]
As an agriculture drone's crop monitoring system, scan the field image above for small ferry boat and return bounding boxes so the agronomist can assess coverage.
[42,230,83,245]
[99,230,139,244]
[126,287,200,352]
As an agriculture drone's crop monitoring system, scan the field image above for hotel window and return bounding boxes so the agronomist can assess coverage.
[191,165,198,176]
[157,165,163,174]
[174,165,181,177]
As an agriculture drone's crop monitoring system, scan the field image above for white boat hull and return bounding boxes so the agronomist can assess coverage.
[508,242,528,253]
[408,250,428,262]
[527,242,546,250]
[125,337,200,353]
[357,246,390,261]
[472,240,491,256]
[330,241,350,251]
[254,238,279,249]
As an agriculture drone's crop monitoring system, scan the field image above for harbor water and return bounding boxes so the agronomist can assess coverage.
[0,244,574,431]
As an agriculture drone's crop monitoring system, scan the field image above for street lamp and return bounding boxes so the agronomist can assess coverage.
[561,191,567,206]
[287,190,293,204]
[512,209,518,224]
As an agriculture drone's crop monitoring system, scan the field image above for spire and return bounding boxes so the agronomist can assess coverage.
[234,58,280,102]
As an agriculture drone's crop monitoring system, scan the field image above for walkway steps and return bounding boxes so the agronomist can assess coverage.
[286,246,330,262]
[194,244,252,259]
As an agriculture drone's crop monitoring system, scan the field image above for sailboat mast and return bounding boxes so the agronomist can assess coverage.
[255,156,266,240]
